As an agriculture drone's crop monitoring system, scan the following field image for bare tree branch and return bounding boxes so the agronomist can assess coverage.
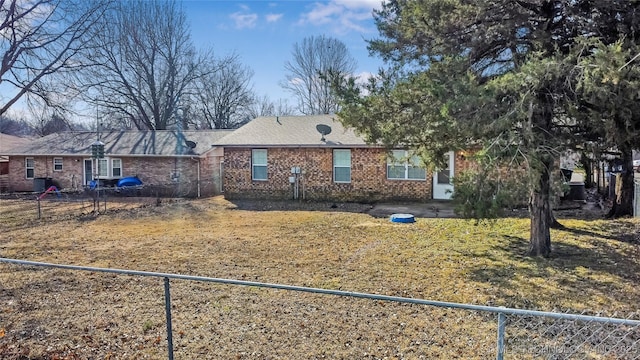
[75,0,211,130]
[282,35,357,115]
[192,54,255,129]
[0,0,111,116]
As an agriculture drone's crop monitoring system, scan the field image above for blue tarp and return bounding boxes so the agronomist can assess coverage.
[117,176,143,187]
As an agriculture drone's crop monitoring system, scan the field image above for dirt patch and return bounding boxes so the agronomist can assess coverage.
[229,198,374,213]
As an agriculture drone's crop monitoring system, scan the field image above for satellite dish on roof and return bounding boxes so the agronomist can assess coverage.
[185,140,197,149]
[316,124,332,141]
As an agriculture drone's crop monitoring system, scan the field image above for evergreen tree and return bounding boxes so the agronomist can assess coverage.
[334,1,640,256]
[574,40,640,218]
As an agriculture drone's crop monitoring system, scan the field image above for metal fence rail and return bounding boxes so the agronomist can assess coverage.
[1,257,639,359]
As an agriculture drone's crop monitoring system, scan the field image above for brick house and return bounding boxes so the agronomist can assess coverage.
[218,115,466,202]
[0,133,32,193]
[2,130,231,197]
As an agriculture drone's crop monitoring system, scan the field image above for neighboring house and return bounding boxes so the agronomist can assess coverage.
[2,130,232,197]
[0,133,32,193]
[217,115,468,202]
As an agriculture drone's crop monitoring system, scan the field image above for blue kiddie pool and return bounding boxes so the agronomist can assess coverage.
[390,213,416,223]
[117,176,143,187]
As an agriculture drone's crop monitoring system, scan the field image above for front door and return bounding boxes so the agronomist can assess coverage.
[433,151,454,200]
[84,159,93,186]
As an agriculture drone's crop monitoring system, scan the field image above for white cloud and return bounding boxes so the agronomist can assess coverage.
[334,0,386,11]
[302,2,340,25]
[353,71,378,96]
[230,11,258,29]
[289,77,305,86]
[299,0,382,34]
[355,71,376,83]
[265,13,283,23]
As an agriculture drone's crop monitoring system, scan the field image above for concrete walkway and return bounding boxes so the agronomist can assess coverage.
[368,201,456,219]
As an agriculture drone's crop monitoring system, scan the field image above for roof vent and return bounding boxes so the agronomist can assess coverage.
[315,124,332,142]
[185,140,196,149]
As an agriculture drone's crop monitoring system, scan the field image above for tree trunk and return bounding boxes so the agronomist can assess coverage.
[528,160,552,257]
[607,148,634,218]
[526,91,554,257]
[548,207,564,229]
[581,153,594,188]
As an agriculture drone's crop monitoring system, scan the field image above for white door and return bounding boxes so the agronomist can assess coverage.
[84,159,93,186]
[433,151,454,200]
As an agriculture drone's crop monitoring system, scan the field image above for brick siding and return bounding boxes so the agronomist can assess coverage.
[7,154,223,197]
[223,147,436,202]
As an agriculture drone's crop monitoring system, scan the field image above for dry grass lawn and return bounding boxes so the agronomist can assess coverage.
[0,196,639,359]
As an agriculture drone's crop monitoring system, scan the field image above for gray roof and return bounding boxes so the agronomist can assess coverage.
[0,133,32,153]
[215,115,372,147]
[2,130,233,157]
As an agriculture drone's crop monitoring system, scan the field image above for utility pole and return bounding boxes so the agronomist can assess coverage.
[91,140,105,213]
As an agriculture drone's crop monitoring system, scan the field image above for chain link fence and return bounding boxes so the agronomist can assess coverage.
[1,179,215,221]
[0,258,638,359]
[501,311,640,359]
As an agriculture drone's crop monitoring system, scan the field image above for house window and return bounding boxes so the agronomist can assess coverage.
[94,158,123,178]
[97,158,108,177]
[252,149,267,181]
[53,158,63,171]
[436,153,452,184]
[436,167,450,184]
[333,149,351,183]
[112,158,122,177]
[25,158,34,179]
[387,150,426,180]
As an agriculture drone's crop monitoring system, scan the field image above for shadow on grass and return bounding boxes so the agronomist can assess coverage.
[228,199,374,215]
[467,223,640,310]
[560,221,640,245]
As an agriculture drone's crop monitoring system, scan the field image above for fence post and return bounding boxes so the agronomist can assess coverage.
[496,311,506,360]
[37,198,41,219]
[164,277,174,360]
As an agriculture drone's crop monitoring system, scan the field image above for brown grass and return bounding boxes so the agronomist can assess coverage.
[0,196,639,359]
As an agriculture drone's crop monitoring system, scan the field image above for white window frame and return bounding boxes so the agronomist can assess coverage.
[97,158,108,178]
[387,150,426,181]
[25,158,34,179]
[95,157,123,178]
[252,149,268,181]
[333,149,351,183]
[53,157,63,171]
[111,158,122,178]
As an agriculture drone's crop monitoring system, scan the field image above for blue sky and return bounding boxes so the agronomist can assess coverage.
[182,0,386,104]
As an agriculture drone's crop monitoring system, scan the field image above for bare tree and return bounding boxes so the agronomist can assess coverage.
[192,54,255,129]
[0,0,111,116]
[282,35,357,115]
[77,0,211,130]
[0,115,31,136]
[36,114,71,136]
[245,95,296,119]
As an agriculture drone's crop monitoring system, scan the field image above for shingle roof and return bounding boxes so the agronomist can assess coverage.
[2,130,232,157]
[215,115,372,147]
[0,133,32,154]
